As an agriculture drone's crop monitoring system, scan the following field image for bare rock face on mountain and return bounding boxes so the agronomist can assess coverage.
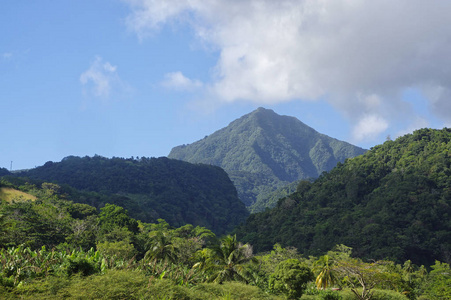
[169,107,366,211]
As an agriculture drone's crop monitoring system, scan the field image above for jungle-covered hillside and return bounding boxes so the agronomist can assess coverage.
[13,155,248,235]
[235,128,451,267]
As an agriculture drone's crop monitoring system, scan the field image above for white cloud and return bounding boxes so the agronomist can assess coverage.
[124,0,451,142]
[352,114,389,142]
[80,56,124,98]
[161,71,203,91]
[124,0,192,40]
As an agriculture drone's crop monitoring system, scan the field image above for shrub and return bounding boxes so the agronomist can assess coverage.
[319,290,342,300]
[0,285,17,300]
[370,289,409,300]
[65,257,99,277]
[145,278,196,300]
[61,270,149,299]
[96,240,136,260]
[416,296,432,300]
[300,296,317,300]
[269,259,314,299]
[194,281,280,300]
[337,288,408,300]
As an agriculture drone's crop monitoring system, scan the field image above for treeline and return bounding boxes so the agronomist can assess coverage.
[0,168,9,177]
[235,128,451,267]
[0,179,450,299]
[13,155,248,235]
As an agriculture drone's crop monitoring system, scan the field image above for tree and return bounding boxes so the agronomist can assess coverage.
[257,243,301,275]
[97,240,136,260]
[206,234,257,284]
[172,224,216,266]
[41,182,63,197]
[144,230,178,263]
[314,254,338,290]
[423,261,451,299]
[269,259,313,299]
[335,258,391,300]
[66,215,98,249]
[98,204,139,236]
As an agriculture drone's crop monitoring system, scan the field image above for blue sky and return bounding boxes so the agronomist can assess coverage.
[1,1,450,170]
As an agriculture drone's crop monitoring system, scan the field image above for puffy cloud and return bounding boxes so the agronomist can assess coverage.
[80,56,123,98]
[124,0,194,40]
[352,114,389,142]
[124,0,451,141]
[161,71,203,91]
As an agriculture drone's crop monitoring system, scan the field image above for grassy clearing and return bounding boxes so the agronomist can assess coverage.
[0,187,36,202]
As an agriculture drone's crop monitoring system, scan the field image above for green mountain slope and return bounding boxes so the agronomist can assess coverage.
[250,180,300,213]
[16,155,248,235]
[235,128,451,266]
[169,107,366,211]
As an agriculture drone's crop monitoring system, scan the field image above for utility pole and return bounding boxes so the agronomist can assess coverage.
[10,161,13,171]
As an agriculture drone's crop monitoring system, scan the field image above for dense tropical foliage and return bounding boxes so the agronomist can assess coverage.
[0,177,449,299]
[13,155,248,234]
[236,128,451,267]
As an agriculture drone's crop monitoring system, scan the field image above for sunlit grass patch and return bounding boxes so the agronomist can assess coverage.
[0,187,36,202]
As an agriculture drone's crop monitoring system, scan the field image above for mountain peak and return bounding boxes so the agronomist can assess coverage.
[231,107,315,138]
[255,106,270,112]
[245,107,287,121]
[233,107,277,123]
[169,109,366,210]
[253,107,275,115]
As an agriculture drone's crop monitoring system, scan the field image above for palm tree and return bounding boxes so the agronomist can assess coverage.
[206,234,257,284]
[314,254,337,290]
[144,230,178,263]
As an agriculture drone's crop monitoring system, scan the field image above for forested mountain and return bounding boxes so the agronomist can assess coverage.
[169,107,366,211]
[14,155,248,234]
[235,128,451,267]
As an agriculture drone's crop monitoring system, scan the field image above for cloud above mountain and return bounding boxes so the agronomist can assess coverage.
[80,56,128,99]
[161,72,203,91]
[124,0,451,142]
